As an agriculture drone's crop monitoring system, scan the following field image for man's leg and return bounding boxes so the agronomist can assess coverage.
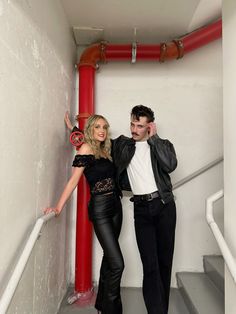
[134,199,166,314]
[153,199,176,312]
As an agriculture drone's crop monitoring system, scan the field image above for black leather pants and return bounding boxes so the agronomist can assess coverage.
[91,193,124,314]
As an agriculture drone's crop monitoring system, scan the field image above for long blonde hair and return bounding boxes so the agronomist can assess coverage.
[84,115,112,160]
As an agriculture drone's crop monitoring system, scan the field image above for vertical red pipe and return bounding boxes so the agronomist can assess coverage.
[74,66,95,293]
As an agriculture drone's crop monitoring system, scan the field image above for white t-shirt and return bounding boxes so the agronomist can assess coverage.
[127,141,158,195]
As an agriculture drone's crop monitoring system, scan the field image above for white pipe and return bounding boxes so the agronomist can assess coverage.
[0,212,55,314]
[206,190,224,224]
[206,190,236,284]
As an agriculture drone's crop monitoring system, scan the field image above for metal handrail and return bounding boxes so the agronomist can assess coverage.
[0,212,55,314]
[206,190,236,284]
[173,156,223,190]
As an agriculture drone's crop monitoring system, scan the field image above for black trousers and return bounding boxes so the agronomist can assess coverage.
[134,197,176,314]
[90,193,124,314]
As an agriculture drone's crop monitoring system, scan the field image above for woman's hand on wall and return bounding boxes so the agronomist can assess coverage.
[65,111,73,131]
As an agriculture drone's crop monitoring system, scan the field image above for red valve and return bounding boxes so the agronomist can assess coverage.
[70,131,84,147]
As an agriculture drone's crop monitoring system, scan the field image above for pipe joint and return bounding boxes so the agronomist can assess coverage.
[160,40,185,63]
[79,42,107,69]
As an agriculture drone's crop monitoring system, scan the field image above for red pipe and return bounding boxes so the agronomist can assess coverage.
[75,179,92,292]
[74,66,95,297]
[182,19,222,54]
[73,18,222,298]
[78,19,221,67]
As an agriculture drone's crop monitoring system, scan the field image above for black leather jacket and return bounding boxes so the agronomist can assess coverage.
[112,134,177,204]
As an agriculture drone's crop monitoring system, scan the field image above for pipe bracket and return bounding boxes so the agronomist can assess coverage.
[173,39,184,59]
[131,42,137,64]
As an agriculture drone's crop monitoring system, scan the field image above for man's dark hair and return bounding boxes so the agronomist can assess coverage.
[131,105,155,122]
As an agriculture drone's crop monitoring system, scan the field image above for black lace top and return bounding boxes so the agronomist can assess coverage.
[72,154,116,195]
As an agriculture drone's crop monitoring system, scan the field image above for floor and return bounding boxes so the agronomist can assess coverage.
[58,287,190,314]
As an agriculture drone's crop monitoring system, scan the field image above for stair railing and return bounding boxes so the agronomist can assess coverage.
[173,156,223,190]
[0,212,55,314]
[206,190,236,284]
[0,156,223,313]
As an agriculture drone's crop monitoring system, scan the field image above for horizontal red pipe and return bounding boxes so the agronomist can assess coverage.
[105,44,160,60]
[79,19,222,66]
[182,19,222,54]
[105,19,221,60]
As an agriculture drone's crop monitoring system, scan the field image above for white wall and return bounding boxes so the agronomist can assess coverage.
[76,40,223,287]
[223,2,236,313]
[0,0,76,313]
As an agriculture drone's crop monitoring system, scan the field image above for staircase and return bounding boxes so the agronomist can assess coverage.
[176,255,224,314]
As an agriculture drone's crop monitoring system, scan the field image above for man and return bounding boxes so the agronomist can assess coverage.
[112,105,177,314]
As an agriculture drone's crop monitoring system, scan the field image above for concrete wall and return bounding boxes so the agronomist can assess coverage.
[0,0,76,313]
[76,39,223,287]
[222,2,236,313]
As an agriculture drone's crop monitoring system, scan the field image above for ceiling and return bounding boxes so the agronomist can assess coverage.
[61,0,222,46]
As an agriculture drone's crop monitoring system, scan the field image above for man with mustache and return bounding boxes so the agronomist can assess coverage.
[112,105,177,314]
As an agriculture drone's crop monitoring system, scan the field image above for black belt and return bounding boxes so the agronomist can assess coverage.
[131,191,160,202]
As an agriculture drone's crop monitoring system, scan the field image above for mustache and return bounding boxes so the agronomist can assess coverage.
[131,132,139,136]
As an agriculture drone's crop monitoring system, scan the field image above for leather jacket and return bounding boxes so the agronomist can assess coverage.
[112,134,177,204]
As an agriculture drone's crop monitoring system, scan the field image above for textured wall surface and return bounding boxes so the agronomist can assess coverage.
[0,0,76,313]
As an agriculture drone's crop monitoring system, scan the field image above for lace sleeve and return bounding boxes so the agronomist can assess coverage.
[72,154,95,168]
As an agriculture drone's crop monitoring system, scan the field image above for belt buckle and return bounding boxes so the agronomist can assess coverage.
[146,193,153,202]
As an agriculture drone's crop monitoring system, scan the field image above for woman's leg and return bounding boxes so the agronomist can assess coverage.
[95,256,108,311]
[93,207,124,314]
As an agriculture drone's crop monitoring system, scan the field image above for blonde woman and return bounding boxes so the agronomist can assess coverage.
[44,114,124,314]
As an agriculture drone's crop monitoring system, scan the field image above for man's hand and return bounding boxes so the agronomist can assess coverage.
[148,122,157,137]
[64,111,73,131]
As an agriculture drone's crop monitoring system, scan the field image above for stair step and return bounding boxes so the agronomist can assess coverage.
[168,288,190,314]
[176,272,224,314]
[58,287,190,314]
[203,255,224,293]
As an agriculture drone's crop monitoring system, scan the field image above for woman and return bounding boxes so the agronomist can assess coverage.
[44,114,124,314]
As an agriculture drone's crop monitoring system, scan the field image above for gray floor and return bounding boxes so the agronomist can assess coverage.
[58,287,189,314]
